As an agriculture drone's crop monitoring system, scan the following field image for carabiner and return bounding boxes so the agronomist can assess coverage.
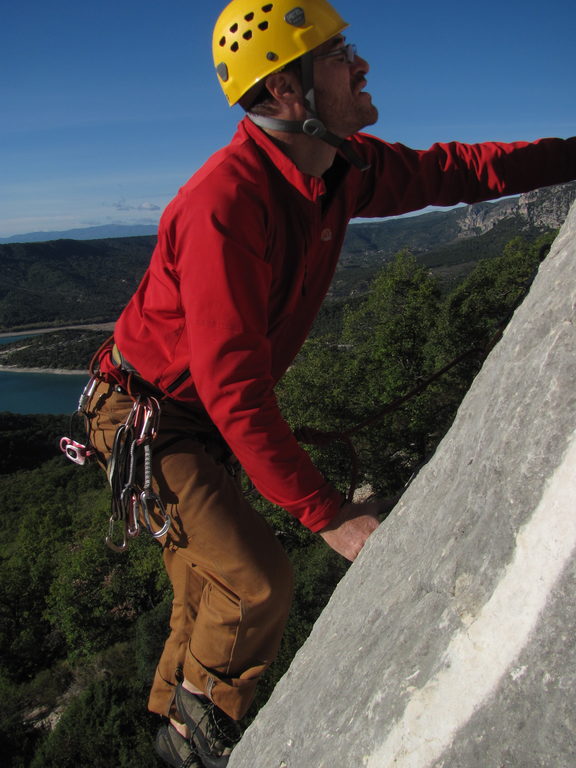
[137,396,161,445]
[77,376,99,414]
[139,489,171,538]
[125,489,141,538]
[123,397,142,432]
[105,515,128,553]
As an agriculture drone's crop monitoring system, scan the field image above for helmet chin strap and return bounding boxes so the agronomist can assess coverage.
[247,52,370,172]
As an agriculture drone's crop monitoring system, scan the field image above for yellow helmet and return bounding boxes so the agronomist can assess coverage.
[213,0,348,107]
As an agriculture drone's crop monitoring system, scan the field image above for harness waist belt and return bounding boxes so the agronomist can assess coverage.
[111,342,168,400]
[111,343,139,374]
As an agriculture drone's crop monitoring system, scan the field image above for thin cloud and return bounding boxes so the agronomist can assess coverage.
[138,202,161,211]
[109,199,161,212]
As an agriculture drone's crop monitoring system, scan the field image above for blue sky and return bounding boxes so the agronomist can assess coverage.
[2,0,575,237]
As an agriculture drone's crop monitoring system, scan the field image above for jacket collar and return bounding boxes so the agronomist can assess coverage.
[238,115,328,202]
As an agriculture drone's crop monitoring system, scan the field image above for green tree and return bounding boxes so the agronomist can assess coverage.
[30,673,161,768]
[432,233,554,364]
[45,528,166,660]
[339,251,443,495]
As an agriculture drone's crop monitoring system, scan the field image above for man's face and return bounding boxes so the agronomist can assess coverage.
[312,35,378,138]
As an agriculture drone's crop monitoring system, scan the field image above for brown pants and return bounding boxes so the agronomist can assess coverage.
[87,380,294,720]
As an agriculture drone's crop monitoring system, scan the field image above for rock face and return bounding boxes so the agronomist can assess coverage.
[517,182,576,228]
[456,195,519,235]
[229,201,576,768]
[457,180,576,238]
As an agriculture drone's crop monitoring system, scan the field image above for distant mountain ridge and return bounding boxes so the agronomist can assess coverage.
[3,181,574,247]
[2,181,574,248]
[0,223,159,244]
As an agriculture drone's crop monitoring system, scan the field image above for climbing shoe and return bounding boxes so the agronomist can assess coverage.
[155,723,202,768]
[174,684,242,768]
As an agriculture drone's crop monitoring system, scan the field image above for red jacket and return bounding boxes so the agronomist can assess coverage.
[108,118,576,531]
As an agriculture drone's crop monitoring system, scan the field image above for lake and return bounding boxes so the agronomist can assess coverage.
[0,334,36,345]
[0,332,91,414]
[0,371,90,414]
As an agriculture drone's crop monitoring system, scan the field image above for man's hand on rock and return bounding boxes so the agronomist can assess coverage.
[318,501,383,561]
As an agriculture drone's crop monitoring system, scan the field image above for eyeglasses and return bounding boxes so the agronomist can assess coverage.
[314,43,357,64]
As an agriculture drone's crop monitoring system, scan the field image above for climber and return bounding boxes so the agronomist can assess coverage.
[81,0,576,766]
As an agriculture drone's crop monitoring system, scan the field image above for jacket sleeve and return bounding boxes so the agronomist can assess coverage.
[351,135,576,217]
[170,181,343,532]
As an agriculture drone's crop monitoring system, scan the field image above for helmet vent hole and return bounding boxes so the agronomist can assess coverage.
[258,21,269,30]
[244,12,254,21]
[230,23,239,33]
[219,36,226,47]
[262,4,273,12]
[243,30,253,40]
[231,41,239,52]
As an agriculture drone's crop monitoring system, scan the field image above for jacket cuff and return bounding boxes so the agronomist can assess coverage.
[293,487,345,532]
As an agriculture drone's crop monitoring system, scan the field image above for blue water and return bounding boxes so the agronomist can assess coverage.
[0,371,90,414]
[0,332,90,414]
[0,334,35,346]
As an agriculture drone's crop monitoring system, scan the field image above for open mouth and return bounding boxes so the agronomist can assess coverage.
[353,77,368,95]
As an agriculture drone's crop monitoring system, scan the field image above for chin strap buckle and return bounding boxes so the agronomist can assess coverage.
[302,118,327,138]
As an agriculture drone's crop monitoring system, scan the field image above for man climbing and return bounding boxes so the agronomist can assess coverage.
[83,0,576,766]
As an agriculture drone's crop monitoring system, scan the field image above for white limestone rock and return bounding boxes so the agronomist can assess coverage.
[229,201,576,768]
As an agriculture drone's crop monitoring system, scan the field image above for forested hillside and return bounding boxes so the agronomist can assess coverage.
[0,231,555,767]
[0,237,155,331]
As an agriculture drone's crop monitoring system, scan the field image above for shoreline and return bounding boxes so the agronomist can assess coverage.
[0,366,88,376]
[0,322,115,340]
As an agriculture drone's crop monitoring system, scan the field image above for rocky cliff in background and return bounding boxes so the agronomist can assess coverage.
[341,181,576,267]
[229,202,576,767]
[456,181,576,237]
[517,182,576,227]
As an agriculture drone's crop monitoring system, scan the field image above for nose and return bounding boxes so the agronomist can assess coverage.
[352,52,369,75]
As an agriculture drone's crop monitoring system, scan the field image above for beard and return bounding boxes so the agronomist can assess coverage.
[354,94,379,132]
[314,84,379,138]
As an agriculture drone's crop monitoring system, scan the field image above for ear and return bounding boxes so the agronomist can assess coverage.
[264,71,303,107]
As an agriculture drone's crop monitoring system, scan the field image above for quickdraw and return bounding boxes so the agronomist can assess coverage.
[106,394,171,552]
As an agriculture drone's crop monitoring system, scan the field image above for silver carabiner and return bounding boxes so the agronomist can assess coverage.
[78,375,99,413]
[120,397,142,435]
[105,515,128,552]
[119,484,141,539]
[139,489,171,538]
